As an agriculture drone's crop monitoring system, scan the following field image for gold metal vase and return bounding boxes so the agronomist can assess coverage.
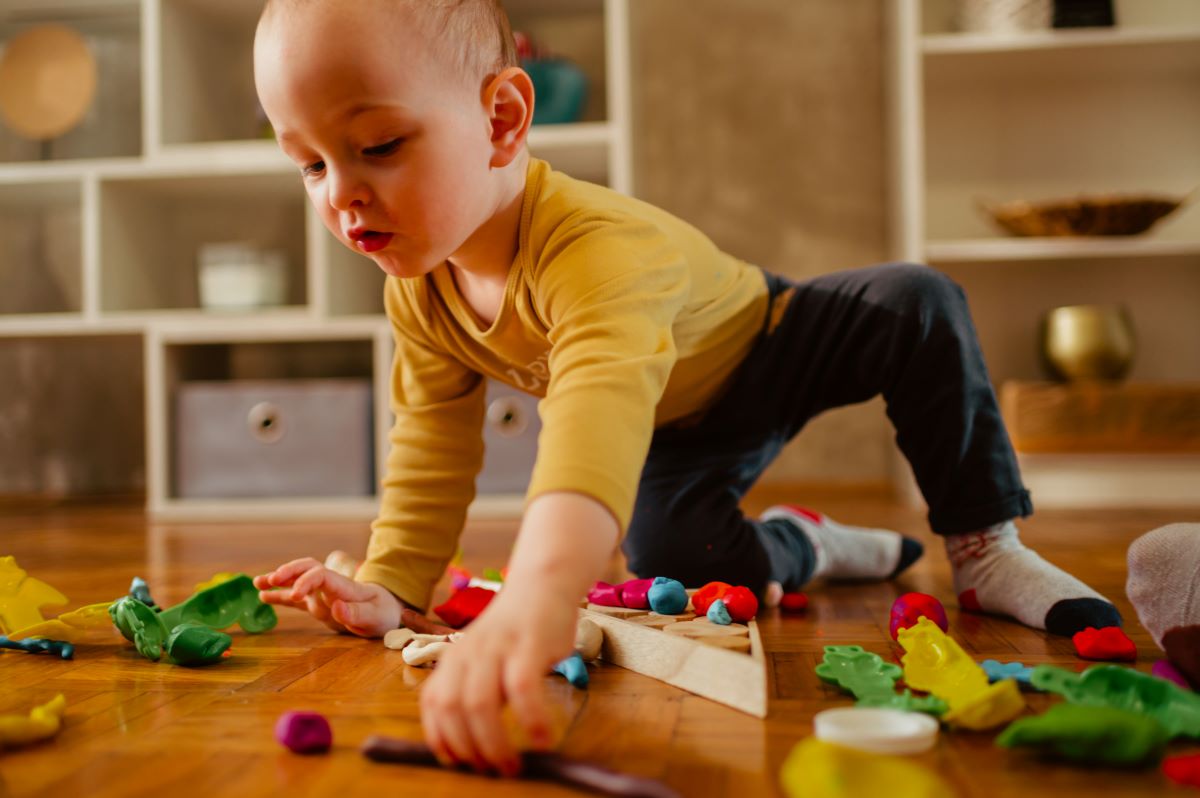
[1040,305,1136,381]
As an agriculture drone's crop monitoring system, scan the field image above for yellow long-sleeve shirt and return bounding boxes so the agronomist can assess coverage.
[355,158,769,610]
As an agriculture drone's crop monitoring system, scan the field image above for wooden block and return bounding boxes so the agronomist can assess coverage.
[687,618,749,634]
[664,622,749,640]
[625,613,688,629]
[1001,380,1200,454]
[580,608,767,718]
[585,604,649,619]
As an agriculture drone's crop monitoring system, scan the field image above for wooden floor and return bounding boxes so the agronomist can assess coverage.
[1,492,1197,797]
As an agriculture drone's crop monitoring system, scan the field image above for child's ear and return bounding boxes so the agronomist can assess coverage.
[483,66,534,168]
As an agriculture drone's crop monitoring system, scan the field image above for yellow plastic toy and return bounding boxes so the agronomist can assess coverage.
[194,572,240,593]
[780,738,955,798]
[0,556,68,635]
[6,602,117,643]
[897,616,1024,730]
[0,694,67,749]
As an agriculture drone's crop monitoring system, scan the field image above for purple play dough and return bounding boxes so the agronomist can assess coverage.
[275,710,333,753]
[1153,659,1196,690]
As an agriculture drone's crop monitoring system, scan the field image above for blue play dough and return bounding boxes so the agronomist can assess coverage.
[553,651,589,689]
[647,577,688,615]
[981,659,1035,686]
[707,599,732,625]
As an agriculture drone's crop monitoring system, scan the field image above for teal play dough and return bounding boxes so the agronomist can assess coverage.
[707,599,732,625]
[646,577,688,615]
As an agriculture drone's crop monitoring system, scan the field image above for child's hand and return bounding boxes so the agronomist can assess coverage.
[253,557,402,637]
[419,585,576,776]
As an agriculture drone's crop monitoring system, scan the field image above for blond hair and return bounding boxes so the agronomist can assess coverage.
[260,0,519,87]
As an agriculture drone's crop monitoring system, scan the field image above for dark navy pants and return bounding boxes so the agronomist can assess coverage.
[622,263,1033,594]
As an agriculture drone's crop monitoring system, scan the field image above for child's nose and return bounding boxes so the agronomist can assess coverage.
[326,167,370,210]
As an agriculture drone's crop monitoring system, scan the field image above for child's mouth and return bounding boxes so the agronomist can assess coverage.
[350,230,394,253]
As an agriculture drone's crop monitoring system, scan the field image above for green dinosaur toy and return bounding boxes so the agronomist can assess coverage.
[816,645,903,701]
[1031,664,1200,739]
[997,703,1169,766]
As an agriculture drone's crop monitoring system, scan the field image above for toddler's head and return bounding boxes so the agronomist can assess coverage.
[254,0,531,278]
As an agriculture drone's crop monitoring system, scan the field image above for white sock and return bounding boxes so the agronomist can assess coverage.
[761,505,916,582]
[946,520,1120,635]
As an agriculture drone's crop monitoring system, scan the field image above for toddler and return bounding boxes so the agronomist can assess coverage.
[251,0,1119,776]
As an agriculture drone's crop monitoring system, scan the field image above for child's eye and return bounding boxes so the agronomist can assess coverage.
[302,160,325,177]
[364,138,403,157]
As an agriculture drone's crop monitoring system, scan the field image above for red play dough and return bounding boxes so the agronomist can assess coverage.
[958,589,982,612]
[780,592,808,613]
[432,586,495,628]
[1072,625,1137,662]
[1164,753,1200,788]
[586,581,624,607]
[721,586,759,623]
[889,592,949,641]
[692,582,733,616]
[617,578,654,610]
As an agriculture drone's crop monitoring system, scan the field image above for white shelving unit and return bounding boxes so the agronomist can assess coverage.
[886,0,1200,508]
[0,0,633,519]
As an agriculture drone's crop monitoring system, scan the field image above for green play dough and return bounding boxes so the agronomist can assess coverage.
[109,596,167,661]
[1031,664,1200,739]
[996,703,1169,766]
[157,574,277,634]
[164,621,232,666]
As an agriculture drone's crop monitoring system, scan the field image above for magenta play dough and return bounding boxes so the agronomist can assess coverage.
[275,710,333,753]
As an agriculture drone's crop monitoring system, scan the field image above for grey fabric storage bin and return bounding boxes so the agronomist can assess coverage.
[175,379,373,498]
[478,380,540,494]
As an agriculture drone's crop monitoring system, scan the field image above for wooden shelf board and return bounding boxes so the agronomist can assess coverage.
[923,26,1200,55]
[925,237,1200,263]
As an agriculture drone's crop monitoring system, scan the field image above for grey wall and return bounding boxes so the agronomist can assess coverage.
[631,0,894,485]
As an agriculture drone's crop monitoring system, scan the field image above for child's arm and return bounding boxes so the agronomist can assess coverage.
[417,490,618,776]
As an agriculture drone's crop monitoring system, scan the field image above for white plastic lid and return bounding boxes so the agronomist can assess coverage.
[813,707,939,755]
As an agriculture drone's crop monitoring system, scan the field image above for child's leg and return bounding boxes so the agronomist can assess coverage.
[623,440,922,596]
[751,262,1118,635]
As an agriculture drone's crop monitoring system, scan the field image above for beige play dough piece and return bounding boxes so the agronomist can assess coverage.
[401,633,462,666]
[383,628,415,650]
[575,617,603,661]
[324,550,361,579]
[0,25,98,140]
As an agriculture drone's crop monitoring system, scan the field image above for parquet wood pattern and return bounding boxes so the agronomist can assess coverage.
[1,493,1197,796]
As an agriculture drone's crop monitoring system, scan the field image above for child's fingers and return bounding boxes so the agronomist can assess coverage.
[264,557,325,588]
[504,654,554,750]
[463,661,519,776]
[421,659,483,770]
[290,565,374,604]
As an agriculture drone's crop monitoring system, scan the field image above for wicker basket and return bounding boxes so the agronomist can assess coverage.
[980,193,1190,237]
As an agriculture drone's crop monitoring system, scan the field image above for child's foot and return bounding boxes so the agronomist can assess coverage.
[758,505,924,592]
[946,520,1120,636]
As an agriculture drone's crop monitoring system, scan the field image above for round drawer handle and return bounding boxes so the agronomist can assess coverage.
[486,396,529,438]
[247,401,286,444]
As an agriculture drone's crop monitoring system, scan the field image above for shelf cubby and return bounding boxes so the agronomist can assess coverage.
[0,180,84,316]
[0,1,142,163]
[0,333,144,495]
[98,170,307,314]
[154,0,266,149]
